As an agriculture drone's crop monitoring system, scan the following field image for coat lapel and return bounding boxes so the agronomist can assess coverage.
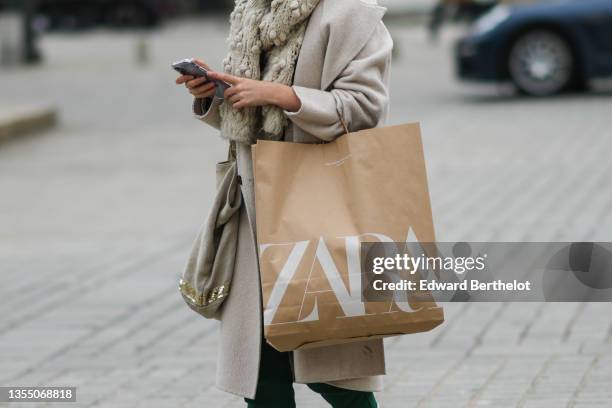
[295,0,387,92]
[320,0,387,90]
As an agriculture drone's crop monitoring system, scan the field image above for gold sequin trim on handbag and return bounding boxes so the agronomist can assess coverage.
[179,279,230,308]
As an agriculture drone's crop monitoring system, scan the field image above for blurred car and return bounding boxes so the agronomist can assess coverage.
[440,0,498,19]
[429,0,498,39]
[456,0,612,95]
[34,0,175,30]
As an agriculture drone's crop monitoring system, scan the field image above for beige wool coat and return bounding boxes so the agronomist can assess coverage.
[193,0,393,399]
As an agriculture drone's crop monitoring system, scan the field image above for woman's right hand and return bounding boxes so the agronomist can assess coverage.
[175,59,217,99]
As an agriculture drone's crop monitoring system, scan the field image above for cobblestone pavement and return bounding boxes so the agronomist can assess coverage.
[1,18,611,408]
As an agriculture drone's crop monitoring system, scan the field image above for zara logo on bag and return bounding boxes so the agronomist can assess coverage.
[259,228,431,326]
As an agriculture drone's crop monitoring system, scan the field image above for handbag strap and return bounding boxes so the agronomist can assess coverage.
[228,140,237,161]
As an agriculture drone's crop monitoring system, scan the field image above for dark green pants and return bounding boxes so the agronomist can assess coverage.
[245,341,377,408]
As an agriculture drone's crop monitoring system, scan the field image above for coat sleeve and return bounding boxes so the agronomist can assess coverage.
[284,22,393,142]
[193,96,222,130]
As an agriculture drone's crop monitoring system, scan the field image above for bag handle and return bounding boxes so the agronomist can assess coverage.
[335,104,350,136]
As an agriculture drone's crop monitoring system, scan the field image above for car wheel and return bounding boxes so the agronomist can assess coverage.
[508,30,574,96]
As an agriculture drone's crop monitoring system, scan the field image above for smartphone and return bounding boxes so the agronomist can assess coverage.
[172,58,231,99]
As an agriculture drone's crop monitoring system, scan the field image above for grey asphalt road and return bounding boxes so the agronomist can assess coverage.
[1,18,611,408]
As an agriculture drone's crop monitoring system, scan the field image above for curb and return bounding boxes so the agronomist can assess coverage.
[0,105,58,144]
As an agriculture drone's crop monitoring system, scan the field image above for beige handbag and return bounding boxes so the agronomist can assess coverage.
[179,141,242,319]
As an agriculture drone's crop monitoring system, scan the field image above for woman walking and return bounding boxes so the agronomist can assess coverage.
[175,0,393,406]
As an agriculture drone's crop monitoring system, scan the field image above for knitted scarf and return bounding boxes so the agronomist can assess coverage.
[219,0,320,144]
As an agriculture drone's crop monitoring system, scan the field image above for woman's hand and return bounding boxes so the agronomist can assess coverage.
[175,59,217,99]
[207,71,302,112]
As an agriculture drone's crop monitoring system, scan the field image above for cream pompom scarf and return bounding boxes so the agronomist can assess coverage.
[219,0,320,144]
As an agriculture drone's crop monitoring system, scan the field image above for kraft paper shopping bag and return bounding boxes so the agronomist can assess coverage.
[253,123,444,352]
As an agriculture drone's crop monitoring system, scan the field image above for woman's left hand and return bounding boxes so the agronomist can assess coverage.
[207,71,301,112]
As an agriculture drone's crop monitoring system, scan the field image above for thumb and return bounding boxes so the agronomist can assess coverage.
[208,71,239,85]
